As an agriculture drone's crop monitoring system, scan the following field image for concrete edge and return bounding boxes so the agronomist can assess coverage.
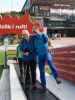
[9,63,27,100]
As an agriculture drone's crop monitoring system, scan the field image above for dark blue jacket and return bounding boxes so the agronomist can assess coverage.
[33,33,48,56]
[20,37,36,61]
[29,36,36,60]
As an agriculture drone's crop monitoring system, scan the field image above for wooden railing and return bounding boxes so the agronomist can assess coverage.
[7,50,16,59]
[50,45,75,84]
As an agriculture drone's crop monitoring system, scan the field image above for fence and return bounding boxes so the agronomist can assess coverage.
[50,45,75,84]
[7,50,16,59]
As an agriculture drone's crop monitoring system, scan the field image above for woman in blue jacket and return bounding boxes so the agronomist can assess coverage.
[33,24,61,91]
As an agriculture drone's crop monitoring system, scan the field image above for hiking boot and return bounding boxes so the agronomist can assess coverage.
[39,84,46,92]
[56,78,61,84]
[32,85,37,90]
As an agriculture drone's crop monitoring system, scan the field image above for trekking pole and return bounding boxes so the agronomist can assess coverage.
[4,38,9,68]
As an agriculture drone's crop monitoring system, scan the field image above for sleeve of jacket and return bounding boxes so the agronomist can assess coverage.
[42,34,48,44]
[32,35,37,54]
[16,45,19,58]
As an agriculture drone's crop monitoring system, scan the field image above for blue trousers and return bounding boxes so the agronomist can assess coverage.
[38,52,58,86]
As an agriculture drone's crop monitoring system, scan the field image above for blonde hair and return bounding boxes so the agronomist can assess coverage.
[33,21,44,32]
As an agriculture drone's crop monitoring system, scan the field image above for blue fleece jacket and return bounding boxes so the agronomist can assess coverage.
[33,33,48,56]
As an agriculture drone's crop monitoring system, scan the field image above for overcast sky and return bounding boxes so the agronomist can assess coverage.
[0,0,26,13]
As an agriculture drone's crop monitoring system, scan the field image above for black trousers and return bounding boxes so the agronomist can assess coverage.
[23,60,36,85]
[18,59,23,77]
[30,60,36,85]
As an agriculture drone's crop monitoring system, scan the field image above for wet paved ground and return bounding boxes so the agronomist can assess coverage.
[46,76,75,100]
[15,64,59,100]
[24,82,59,100]
[0,69,10,100]
[6,60,75,100]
